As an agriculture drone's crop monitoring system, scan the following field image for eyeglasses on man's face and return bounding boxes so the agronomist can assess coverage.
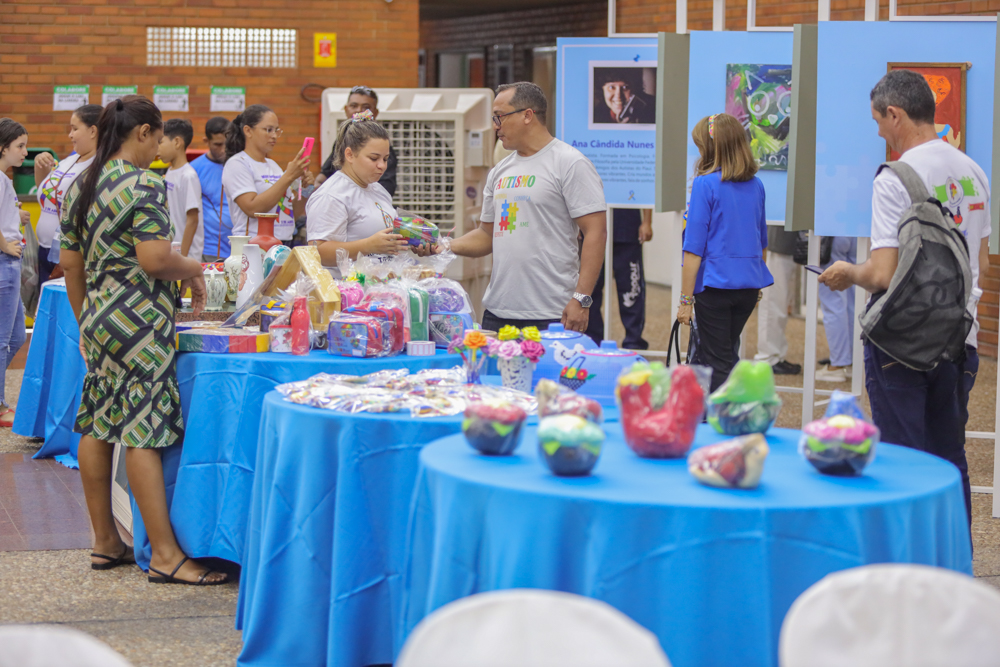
[493,108,527,127]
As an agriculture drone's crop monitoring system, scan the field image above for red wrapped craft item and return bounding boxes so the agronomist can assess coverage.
[534,379,603,424]
[616,362,706,458]
[687,434,769,489]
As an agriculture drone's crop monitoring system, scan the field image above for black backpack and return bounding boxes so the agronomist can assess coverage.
[859,161,973,371]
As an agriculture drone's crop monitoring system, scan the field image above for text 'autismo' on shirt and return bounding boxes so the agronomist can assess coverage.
[305,171,396,278]
[682,171,773,295]
[221,151,295,240]
[190,154,232,257]
[35,153,95,249]
[871,139,992,349]
[165,162,205,259]
[480,138,606,320]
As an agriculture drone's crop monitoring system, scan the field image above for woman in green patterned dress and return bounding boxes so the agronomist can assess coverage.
[61,96,227,585]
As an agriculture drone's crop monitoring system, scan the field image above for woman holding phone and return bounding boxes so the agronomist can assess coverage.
[222,104,310,244]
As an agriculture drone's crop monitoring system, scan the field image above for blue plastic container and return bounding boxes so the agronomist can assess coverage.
[533,324,598,389]
[557,340,645,407]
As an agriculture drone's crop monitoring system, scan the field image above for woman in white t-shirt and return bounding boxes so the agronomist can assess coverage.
[306,110,407,272]
[0,118,30,428]
[33,104,101,284]
[221,104,310,241]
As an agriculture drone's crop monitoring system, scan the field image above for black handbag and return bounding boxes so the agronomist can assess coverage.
[667,319,684,366]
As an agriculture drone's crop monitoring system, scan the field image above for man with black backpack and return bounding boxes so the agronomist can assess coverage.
[820,69,991,523]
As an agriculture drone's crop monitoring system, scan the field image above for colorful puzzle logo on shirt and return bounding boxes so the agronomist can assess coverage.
[934,176,979,226]
[499,200,520,233]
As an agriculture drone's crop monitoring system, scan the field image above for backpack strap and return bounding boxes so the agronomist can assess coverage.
[877,161,933,204]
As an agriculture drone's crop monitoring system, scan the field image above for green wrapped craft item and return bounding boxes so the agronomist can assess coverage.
[392,215,439,248]
[408,286,430,342]
[537,414,604,477]
[707,360,782,435]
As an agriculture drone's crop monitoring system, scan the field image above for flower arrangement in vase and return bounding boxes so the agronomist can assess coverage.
[447,330,490,384]
[486,326,546,393]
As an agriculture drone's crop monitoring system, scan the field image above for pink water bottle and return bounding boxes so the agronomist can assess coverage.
[291,295,310,355]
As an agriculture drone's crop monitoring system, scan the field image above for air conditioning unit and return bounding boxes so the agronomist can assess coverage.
[320,88,496,311]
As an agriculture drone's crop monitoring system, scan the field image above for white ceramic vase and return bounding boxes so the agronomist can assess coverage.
[224,235,251,302]
[236,243,263,309]
[204,265,228,311]
[498,356,533,393]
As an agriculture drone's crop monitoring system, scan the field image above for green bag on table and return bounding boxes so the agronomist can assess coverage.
[408,286,430,342]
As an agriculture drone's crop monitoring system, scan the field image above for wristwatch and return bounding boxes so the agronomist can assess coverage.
[573,292,594,308]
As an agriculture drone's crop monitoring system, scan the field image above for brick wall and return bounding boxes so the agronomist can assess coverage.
[980,256,1000,358]
[419,2,607,89]
[0,0,419,168]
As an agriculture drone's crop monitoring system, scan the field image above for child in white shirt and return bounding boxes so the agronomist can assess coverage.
[159,119,204,259]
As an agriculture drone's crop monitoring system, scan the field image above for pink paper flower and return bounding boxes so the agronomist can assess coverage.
[486,338,502,357]
[520,340,545,363]
[497,340,523,360]
[447,335,465,355]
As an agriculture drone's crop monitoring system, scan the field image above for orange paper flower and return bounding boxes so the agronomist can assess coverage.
[464,330,488,349]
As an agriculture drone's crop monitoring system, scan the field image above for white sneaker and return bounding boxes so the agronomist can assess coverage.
[815,365,850,382]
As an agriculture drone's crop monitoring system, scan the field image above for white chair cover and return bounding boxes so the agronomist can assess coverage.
[398,589,672,667]
[0,625,134,667]
[780,564,1000,667]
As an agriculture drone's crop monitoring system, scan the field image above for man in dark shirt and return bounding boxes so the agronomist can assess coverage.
[586,208,652,349]
[319,85,398,196]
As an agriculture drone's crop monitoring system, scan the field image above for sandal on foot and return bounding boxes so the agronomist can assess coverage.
[91,546,135,571]
[0,408,14,428]
[148,556,228,586]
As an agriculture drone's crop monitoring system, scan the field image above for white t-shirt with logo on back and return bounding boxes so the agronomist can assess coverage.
[36,153,95,248]
[480,138,606,320]
[871,139,992,348]
[165,162,204,259]
[221,151,295,240]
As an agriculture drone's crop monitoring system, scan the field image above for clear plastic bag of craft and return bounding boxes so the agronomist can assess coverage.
[706,360,782,435]
[269,273,316,354]
[326,311,394,358]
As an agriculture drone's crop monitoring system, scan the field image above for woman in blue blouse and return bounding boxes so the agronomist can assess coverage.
[677,113,772,391]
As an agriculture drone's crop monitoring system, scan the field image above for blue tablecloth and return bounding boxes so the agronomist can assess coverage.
[236,391,469,667]
[13,284,85,464]
[401,426,973,667]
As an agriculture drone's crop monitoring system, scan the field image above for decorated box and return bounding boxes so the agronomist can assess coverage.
[177,328,270,354]
[327,314,392,358]
[264,246,341,328]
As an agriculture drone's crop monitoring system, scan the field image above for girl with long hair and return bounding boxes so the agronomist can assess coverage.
[678,113,773,391]
[60,96,226,585]
[33,104,102,284]
[306,110,407,274]
[0,118,30,428]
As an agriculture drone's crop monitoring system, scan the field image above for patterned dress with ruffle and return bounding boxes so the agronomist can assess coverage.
[60,160,183,449]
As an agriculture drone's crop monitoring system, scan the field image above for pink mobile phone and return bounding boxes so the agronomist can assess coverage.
[299,137,315,198]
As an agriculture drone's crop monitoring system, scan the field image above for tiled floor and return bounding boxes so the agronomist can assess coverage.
[0,452,92,552]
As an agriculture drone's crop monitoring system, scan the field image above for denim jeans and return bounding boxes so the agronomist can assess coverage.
[864,342,972,524]
[0,252,26,405]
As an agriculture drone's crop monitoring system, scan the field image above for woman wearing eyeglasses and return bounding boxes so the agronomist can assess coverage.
[221,104,310,241]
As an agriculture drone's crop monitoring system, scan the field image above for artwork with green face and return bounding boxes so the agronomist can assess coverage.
[725,64,792,171]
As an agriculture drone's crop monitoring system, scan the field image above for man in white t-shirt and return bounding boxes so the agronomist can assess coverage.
[159,119,204,258]
[431,81,607,333]
[820,69,991,522]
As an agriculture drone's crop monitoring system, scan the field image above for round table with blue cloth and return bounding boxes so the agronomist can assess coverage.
[400,425,973,667]
[236,389,617,667]
[12,283,463,571]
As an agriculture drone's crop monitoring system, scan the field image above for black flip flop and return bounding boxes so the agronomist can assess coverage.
[148,556,228,586]
[91,546,135,571]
